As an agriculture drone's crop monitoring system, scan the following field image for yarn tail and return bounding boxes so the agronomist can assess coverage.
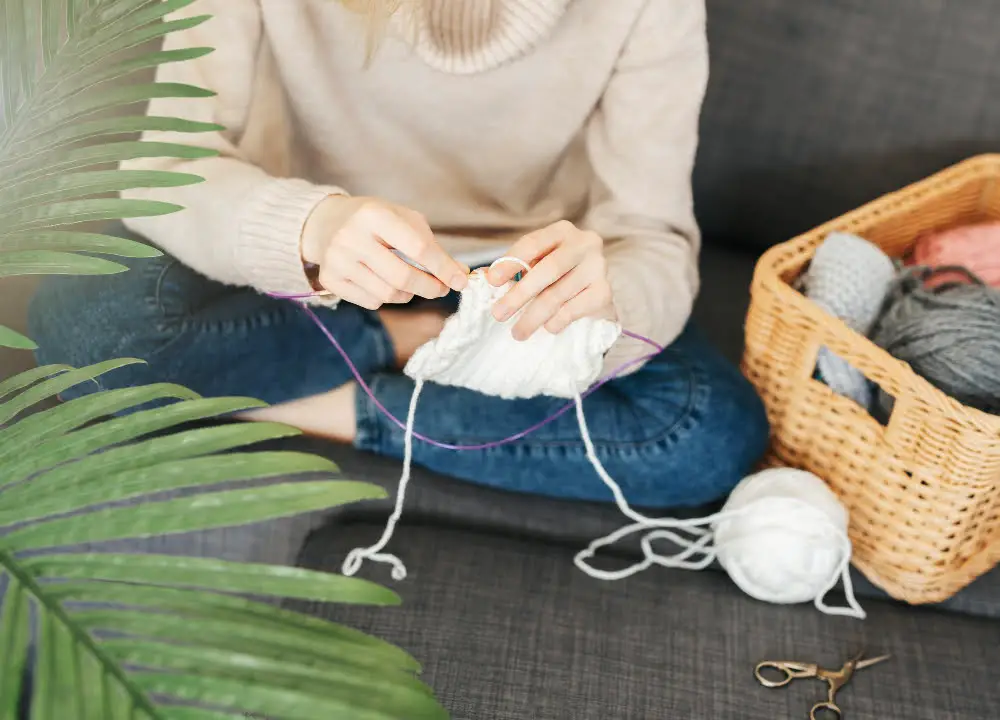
[342,379,425,581]
[813,540,866,620]
[572,394,867,620]
[572,394,733,580]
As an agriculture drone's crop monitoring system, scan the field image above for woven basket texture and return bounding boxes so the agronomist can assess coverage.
[743,154,1000,604]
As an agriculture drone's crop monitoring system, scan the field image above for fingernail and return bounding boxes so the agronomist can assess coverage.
[494,304,510,321]
[451,272,468,291]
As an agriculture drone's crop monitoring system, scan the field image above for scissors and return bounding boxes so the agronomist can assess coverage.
[754,650,891,719]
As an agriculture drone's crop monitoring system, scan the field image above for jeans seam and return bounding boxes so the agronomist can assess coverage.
[355,374,384,452]
[489,350,709,455]
[141,258,195,360]
[144,261,296,359]
[491,364,706,457]
[518,360,703,453]
[374,349,708,457]
[97,259,167,366]
[366,313,394,370]
[181,302,293,335]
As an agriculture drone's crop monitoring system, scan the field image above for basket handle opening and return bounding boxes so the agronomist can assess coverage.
[811,345,898,426]
[806,341,923,461]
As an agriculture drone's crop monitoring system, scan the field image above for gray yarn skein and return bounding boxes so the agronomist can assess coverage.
[871,265,1000,416]
[803,232,896,408]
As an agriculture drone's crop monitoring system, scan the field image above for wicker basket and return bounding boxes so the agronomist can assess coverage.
[742,154,1000,605]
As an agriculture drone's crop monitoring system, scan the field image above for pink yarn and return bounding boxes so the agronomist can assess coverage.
[907,221,1000,288]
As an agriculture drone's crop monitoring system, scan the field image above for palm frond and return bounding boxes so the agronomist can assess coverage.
[0,364,72,400]
[0,326,36,351]
[0,0,219,270]
[0,2,447,717]
[2,141,215,187]
[0,249,128,277]
[0,230,162,257]
[0,363,447,719]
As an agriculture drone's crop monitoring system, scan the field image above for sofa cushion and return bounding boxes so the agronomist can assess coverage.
[695,0,1000,251]
[691,241,758,363]
[296,522,1000,720]
[285,433,1000,621]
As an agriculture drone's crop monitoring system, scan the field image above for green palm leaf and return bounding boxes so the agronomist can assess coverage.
[0,1,449,716]
[4,170,204,209]
[0,0,219,269]
[0,250,127,277]
[14,117,222,161]
[0,363,445,719]
[0,364,72,401]
[0,230,161,257]
[0,326,36,351]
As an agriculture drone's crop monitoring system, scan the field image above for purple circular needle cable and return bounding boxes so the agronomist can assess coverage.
[269,290,662,451]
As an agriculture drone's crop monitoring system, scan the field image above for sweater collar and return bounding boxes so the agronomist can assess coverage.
[403,0,572,74]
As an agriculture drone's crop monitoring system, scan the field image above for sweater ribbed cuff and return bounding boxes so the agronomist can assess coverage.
[601,256,690,377]
[238,177,346,305]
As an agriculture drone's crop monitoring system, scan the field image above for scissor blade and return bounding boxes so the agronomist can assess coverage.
[856,654,891,670]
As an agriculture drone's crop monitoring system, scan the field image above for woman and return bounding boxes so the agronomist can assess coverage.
[30,0,768,567]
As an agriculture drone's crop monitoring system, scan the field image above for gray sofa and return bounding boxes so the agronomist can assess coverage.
[283,2,1000,719]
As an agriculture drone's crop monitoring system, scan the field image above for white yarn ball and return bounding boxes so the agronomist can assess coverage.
[713,468,851,606]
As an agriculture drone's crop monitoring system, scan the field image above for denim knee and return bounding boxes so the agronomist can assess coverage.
[621,358,769,509]
[695,366,770,498]
[27,256,175,398]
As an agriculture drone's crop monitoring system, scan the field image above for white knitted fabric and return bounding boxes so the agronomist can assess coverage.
[803,232,895,407]
[405,270,621,399]
[342,259,621,580]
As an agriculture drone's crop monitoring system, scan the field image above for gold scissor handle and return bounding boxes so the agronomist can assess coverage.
[754,661,818,688]
[810,700,843,720]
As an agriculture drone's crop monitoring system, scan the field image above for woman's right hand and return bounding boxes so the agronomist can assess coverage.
[301,195,469,309]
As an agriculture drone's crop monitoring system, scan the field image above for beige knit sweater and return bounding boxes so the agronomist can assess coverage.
[123,0,709,371]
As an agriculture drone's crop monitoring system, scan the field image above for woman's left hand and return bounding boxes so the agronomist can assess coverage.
[487,220,617,341]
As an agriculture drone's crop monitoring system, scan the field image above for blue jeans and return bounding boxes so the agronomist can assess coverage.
[29,239,769,512]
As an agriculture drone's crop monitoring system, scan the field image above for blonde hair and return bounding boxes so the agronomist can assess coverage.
[337,0,411,61]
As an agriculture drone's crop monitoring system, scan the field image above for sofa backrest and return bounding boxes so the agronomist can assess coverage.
[695,0,1000,251]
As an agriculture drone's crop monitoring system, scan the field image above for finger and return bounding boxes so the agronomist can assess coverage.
[325,279,385,311]
[354,240,449,299]
[542,285,613,336]
[511,265,592,341]
[486,221,573,286]
[360,204,468,292]
[315,242,355,294]
[345,262,414,305]
[492,245,580,322]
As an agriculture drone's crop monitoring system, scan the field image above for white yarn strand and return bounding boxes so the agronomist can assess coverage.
[573,394,866,620]
[573,393,737,579]
[491,255,532,274]
[342,378,425,581]
[813,539,866,619]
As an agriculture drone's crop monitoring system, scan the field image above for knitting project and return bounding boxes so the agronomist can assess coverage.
[342,257,625,579]
[803,232,895,408]
[339,259,865,618]
[405,270,621,399]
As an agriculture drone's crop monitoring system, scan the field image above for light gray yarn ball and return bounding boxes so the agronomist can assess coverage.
[803,232,896,407]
